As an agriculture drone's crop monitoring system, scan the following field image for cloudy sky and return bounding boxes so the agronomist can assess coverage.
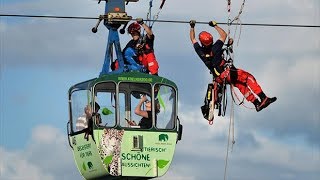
[1,0,319,179]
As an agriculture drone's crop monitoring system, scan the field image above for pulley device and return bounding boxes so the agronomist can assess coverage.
[91,0,140,76]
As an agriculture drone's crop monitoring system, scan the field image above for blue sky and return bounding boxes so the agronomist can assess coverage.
[1,0,319,179]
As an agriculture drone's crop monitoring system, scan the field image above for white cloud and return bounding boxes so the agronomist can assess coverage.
[0,148,54,180]
[261,56,320,96]
[237,132,320,172]
[0,125,81,180]
[31,125,65,144]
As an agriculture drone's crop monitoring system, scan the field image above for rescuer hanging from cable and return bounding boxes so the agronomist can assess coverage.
[189,20,277,112]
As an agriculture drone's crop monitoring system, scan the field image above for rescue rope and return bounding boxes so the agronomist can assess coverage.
[230,83,255,110]
[227,0,232,44]
[225,0,255,111]
[223,1,246,179]
[146,0,153,27]
[224,0,251,111]
[145,0,166,28]
[228,0,246,46]
[223,101,235,180]
[141,0,167,46]
[150,0,166,28]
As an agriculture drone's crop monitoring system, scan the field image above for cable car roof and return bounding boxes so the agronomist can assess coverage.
[68,72,177,93]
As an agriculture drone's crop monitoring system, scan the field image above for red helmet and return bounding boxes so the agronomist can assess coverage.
[199,31,213,46]
[127,22,141,34]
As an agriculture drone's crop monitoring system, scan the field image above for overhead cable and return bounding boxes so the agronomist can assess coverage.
[1,14,319,28]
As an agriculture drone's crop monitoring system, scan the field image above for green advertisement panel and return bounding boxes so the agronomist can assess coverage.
[70,134,108,179]
[71,129,177,179]
[120,131,177,177]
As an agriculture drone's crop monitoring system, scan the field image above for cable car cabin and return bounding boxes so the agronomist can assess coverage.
[67,72,182,180]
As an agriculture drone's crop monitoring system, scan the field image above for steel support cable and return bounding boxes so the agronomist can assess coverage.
[1,14,319,28]
[0,14,98,20]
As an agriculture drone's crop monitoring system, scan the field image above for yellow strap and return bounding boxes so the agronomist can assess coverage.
[214,68,220,76]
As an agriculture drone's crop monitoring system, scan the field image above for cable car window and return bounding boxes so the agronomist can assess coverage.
[119,82,152,128]
[156,84,176,130]
[94,82,116,128]
[71,89,92,132]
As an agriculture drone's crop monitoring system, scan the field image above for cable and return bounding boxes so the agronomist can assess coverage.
[1,14,319,28]
[0,14,98,20]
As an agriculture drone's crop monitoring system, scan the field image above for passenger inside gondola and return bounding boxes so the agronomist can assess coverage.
[129,94,160,129]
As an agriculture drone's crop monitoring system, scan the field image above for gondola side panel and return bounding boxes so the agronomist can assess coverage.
[70,133,108,179]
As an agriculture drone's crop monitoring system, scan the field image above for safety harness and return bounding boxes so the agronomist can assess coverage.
[201,39,234,123]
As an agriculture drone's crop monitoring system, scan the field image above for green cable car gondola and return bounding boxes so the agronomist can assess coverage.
[67,1,182,179]
[67,72,182,179]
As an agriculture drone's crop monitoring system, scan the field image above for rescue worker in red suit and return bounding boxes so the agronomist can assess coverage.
[189,20,277,112]
[124,18,159,75]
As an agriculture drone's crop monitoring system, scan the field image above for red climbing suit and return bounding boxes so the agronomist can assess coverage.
[215,67,263,103]
[138,51,159,75]
[194,39,263,103]
[137,34,159,75]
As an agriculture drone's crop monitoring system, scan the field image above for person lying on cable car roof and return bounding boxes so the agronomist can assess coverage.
[189,20,277,112]
[123,18,159,75]
[129,94,160,129]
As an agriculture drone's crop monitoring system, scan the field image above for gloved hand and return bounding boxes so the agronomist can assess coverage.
[189,20,196,28]
[209,20,217,27]
[227,38,234,46]
[136,18,144,25]
[136,43,144,50]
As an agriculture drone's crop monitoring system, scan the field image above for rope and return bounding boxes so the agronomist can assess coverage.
[223,102,235,180]
[147,0,153,27]
[223,88,236,180]
[227,0,246,47]
[0,14,98,20]
[230,0,246,24]
[150,0,166,28]
[230,84,255,110]
[140,0,166,46]
[233,19,243,46]
[227,0,232,40]
[1,14,319,28]
[223,1,245,178]
[231,102,235,150]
